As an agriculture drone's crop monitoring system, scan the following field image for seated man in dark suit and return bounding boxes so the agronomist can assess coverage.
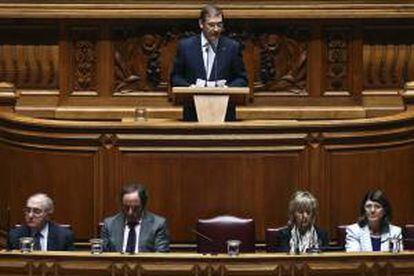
[8,193,75,251]
[170,4,248,121]
[101,183,170,253]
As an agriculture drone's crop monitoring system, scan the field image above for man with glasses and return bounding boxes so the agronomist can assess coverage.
[101,183,170,253]
[7,193,75,251]
[171,4,248,121]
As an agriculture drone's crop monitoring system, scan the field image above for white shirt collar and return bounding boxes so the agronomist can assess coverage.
[201,32,218,49]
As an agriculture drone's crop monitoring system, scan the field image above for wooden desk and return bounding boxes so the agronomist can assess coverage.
[0,250,414,276]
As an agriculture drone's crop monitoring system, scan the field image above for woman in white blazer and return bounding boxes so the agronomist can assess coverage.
[345,189,402,252]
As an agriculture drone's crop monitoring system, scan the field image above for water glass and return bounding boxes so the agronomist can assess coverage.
[135,107,148,121]
[389,237,401,253]
[90,238,104,254]
[19,237,34,253]
[226,240,241,257]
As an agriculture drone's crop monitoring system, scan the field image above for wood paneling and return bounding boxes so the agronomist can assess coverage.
[1,1,414,246]
[327,144,414,237]
[0,144,97,239]
[118,152,305,241]
[2,18,414,112]
[2,251,414,276]
[0,109,414,243]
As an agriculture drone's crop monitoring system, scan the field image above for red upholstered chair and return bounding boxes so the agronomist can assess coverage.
[195,215,255,254]
[265,226,288,252]
[403,224,414,250]
[336,225,348,249]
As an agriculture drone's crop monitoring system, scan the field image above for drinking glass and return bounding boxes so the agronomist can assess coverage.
[19,237,34,253]
[226,240,241,257]
[90,238,104,254]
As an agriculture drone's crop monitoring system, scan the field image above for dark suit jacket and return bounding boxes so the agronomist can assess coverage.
[7,222,75,251]
[171,34,248,121]
[101,211,170,252]
[271,226,329,252]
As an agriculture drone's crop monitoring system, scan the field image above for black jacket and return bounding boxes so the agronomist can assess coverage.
[269,226,329,252]
[7,222,75,251]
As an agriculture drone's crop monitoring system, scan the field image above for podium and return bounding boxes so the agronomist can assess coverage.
[172,87,249,123]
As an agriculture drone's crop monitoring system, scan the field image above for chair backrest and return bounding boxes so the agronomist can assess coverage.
[97,222,104,238]
[336,225,348,248]
[265,226,288,252]
[195,215,255,254]
[403,224,414,250]
[15,223,72,230]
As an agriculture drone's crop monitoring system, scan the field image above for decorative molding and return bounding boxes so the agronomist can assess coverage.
[325,28,350,94]
[364,28,414,90]
[0,44,59,89]
[99,133,118,149]
[305,132,324,149]
[1,2,414,19]
[71,27,98,94]
[1,251,414,275]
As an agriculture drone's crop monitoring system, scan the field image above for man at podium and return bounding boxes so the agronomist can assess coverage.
[171,4,248,121]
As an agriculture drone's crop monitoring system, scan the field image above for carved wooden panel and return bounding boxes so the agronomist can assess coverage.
[112,22,309,95]
[2,252,414,276]
[117,151,306,242]
[0,26,59,90]
[251,27,309,93]
[112,24,191,93]
[57,261,113,276]
[325,28,350,93]
[70,27,98,94]
[363,27,414,90]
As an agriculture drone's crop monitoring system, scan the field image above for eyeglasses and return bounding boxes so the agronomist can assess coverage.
[206,22,224,29]
[23,207,45,217]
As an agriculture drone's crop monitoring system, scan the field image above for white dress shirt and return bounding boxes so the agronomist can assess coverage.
[36,222,49,251]
[201,32,217,80]
[122,220,141,253]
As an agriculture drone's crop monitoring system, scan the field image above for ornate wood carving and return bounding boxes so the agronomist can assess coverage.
[364,28,414,90]
[113,27,179,93]
[253,28,308,93]
[2,251,414,276]
[71,27,98,93]
[325,28,350,93]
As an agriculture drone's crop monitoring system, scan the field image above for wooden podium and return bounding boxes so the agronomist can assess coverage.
[172,87,249,123]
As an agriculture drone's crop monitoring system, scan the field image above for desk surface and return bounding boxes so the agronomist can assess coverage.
[1,250,414,276]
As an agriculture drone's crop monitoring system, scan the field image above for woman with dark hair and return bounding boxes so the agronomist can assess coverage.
[345,189,402,252]
[277,191,329,253]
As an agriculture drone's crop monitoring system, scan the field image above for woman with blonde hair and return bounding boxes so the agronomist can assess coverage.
[277,190,329,253]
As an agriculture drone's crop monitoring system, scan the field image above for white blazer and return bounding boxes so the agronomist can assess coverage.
[345,223,402,252]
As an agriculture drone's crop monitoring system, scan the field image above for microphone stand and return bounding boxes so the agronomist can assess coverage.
[205,45,209,87]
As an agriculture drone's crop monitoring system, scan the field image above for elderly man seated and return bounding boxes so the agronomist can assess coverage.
[7,193,74,251]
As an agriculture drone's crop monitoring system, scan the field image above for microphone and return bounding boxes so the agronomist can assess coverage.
[213,43,219,87]
[204,45,209,87]
[191,228,213,242]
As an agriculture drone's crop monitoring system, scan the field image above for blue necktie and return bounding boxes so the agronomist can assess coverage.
[126,223,136,253]
[33,232,42,250]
